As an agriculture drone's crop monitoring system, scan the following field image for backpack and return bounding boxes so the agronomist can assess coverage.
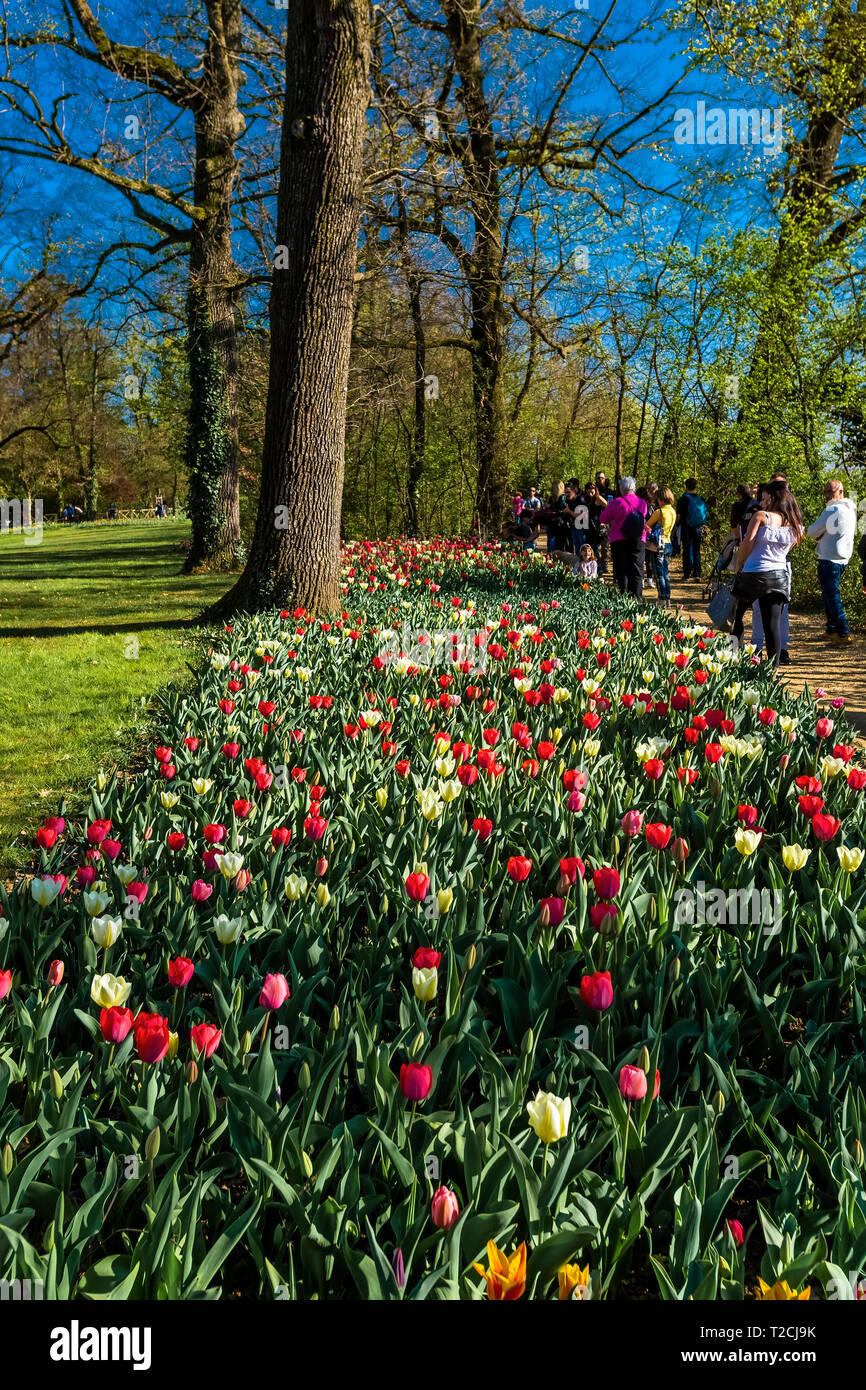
[621,506,645,541]
[686,493,707,529]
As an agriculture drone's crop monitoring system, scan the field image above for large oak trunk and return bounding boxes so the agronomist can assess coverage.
[216,0,370,614]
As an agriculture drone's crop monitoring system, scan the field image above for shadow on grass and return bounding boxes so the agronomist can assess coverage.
[0,616,211,639]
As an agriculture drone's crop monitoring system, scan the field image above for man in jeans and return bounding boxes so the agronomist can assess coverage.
[807,479,857,645]
[676,478,707,580]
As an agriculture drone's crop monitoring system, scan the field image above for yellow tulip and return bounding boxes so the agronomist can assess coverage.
[734,828,762,857]
[90,973,131,1009]
[526,1089,571,1144]
[558,1262,591,1300]
[219,851,244,881]
[30,876,63,907]
[436,887,453,917]
[167,1030,179,1061]
[284,873,307,901]
[756,1279,811,1301]
[115,864,137,885]
[191,777,212,794]
[412,966,437,1003]
[213,913,244,944]
[316,883,331,907]
[376,787,388,810]
[160,792,180,809]
[83,890,111,916]
[837,846,864,873]
[472,1240,527,1300]
[782,843,810,871]
[90,915,123,948]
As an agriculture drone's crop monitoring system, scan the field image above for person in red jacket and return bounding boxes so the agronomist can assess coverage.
[599,476,648,596]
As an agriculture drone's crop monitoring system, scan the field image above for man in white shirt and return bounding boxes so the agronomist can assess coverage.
[806,479,857,644]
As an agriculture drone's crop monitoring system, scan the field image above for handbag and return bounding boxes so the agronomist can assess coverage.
[706,583,737,632]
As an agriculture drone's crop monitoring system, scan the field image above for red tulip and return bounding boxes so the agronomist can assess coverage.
[727,1219,745,1246]
[191,880,213,903]
[737,804,758,827]
[558,856,585,885]
[405,872,430,902]
[797,795,824,817]
[567,790,586,813]
[539,896,564,928]
[413,946,441,969]
[259,973,291,1010]
[191,1022,222,1059]
[506,856,532,882]
[580,970,613,1011]
[816,717,834,739]
[644,759,665,780]
[0,969,12,1000]
[431,1186,460,1230]
[271,827,292,847]
[645,823,672,850]
[47,959,64,988]
[304,816,328,841]
[36,826,56,849]
[86,819,112,845]
[592,866,620,900]
[168,956,195,988]
[590,902,620,933]
[618,1064,648,1101]
[101,839,122,860]
[233,799,253,819]
[473,817,494,841]
[704,743,726,764]
[812,813,841,842]
[621,810,643,836]
[399,1062,433,1101]
[100,1005,133,1042]
[167,831,187,852]
[203,823,227,845]
[133,1013,170,1064]
[76,865,97,888]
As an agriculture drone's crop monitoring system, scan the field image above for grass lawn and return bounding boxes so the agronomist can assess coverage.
[0,519,229,877]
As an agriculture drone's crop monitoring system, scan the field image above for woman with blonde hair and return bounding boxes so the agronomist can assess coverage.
[646,486,677,607]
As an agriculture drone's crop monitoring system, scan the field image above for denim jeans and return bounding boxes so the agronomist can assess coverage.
[817,559,850,636]
[656,543,672,600]
[682,525,702,579]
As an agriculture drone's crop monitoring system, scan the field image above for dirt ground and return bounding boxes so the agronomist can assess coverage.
[664,576,866,735]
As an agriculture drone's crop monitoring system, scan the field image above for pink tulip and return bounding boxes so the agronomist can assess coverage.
[618,1064,648,1101]
[259,973,291,1010]
[431,1186,460,1230]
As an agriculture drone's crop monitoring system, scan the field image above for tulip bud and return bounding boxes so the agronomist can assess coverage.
[521,1027,534,1056]
[302,1150,314,1179]
[47,959,64,988]
[637,1045,651,1074]
[649,895,657,921]
[609,835,620,859]
[329,1004,340,1033]
[145,1126,160,1161]
[186,1060,199,1085]
[669,957,681,984]
[670,837,689,865]
[2,1143,12,1177]
[465,869,473,890]
[778,753,790,771]
[465,943,477,971]
[298,1061,311,1091]
[539,901,550,927]
[233,982,243,1013]
[412,1029,425,1056]
[853,1139,864,1168]
[44,1220,55,1252]
[241,1030,252,1055]
[51,1068,63,1101]
[713,1090,726,1115]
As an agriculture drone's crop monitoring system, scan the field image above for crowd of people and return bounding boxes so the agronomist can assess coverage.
[504,471,866,668]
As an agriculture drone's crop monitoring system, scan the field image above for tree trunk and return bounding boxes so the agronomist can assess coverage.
[397,194,426,536]
[214,0,370,615]
[441,0,507,535]
[183,0,244,572]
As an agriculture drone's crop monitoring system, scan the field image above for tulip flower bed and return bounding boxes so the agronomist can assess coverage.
[2,539,866,1301]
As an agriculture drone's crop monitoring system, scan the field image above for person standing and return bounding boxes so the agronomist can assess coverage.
[523,486,542,513]
[600,476,647,596]
[731,480,803,669]
[638,485,658,590]
[748,472,793,663]
[647,486,677,607]
[806,479,857,645]
[677,478,707,580]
